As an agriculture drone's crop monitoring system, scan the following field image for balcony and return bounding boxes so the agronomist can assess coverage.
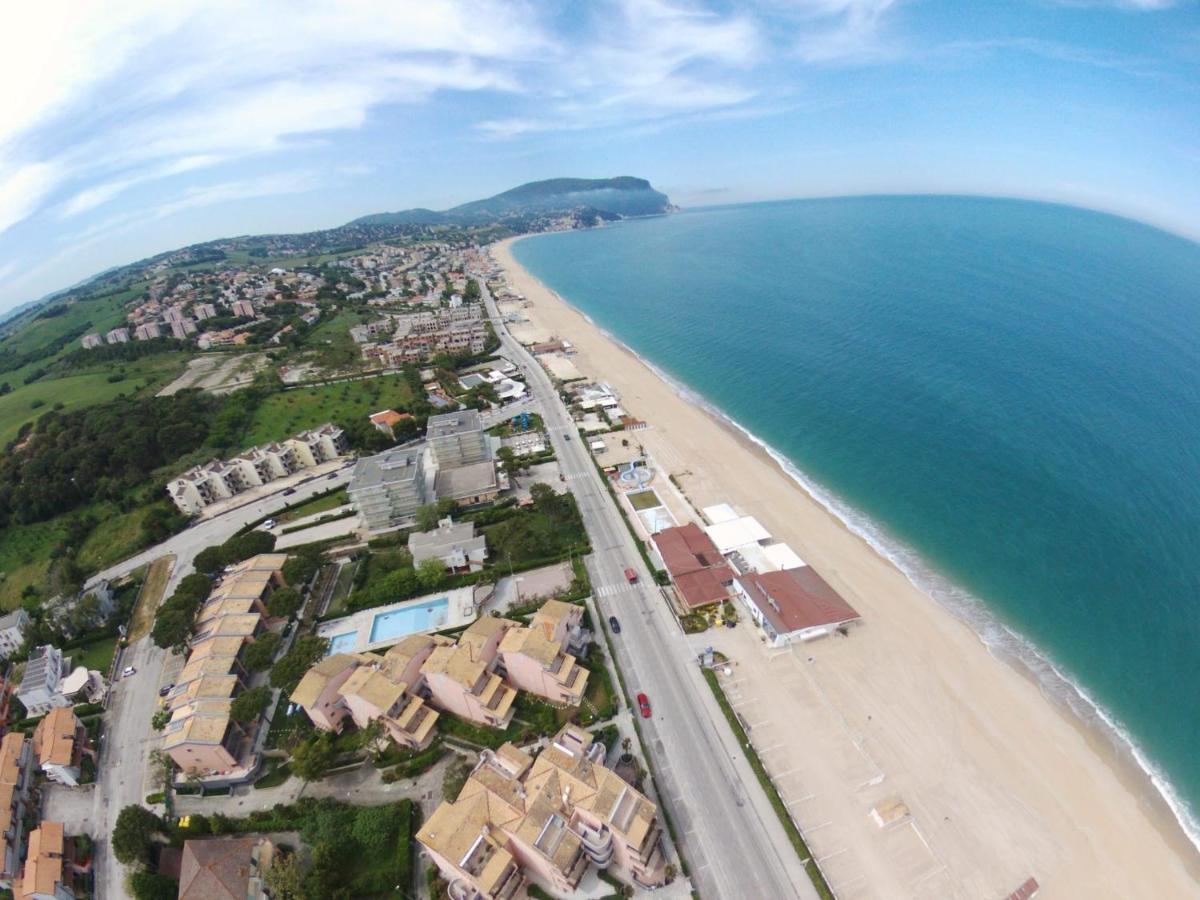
[575,823,614,867]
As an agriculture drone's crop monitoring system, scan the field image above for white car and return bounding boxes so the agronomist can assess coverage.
[262,519,277,530]
[122,666,136,678]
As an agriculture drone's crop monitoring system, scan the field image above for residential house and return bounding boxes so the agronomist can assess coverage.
[178,836,274,900]
[15,822,74,900]
[32,708,85,787]
[408,518,488,572]
[368,409,412,439]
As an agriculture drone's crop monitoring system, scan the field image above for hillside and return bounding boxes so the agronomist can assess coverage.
[350,176,673,227]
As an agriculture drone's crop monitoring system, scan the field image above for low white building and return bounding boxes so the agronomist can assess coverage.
[733,568,861,647]
[408,518,488,572]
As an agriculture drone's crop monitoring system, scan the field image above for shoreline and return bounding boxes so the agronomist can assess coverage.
[492,233,1200,896]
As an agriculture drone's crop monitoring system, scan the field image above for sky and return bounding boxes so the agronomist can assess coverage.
[1,0,1198,313]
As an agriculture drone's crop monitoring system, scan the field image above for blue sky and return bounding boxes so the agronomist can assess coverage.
[0,0,1197,313]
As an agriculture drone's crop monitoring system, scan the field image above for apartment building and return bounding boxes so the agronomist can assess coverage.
[421,617,517,730]
[15,647,71,718]
[231,298,256,318]
[0,609,30,660]
[291,636,441,750]
[167,425,346,514]
[0,734,32,891]
[418,724,666,899]
[348,445,430,531]
[193,302,218,320]
[427,409,490,468]
[496,601,589,707]
[79,333,103,349]
[134,322,162,340]
[171,318,198,339]
[31,708,85,787]
[408,518,488,572]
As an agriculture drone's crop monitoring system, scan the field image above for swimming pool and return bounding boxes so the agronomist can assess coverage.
[368,598,450,644]
[327,632,358,654]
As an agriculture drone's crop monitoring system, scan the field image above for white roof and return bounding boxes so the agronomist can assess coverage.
[763,543,806,570]
[704,516,772,554]
[703,503,740,525]
[60,666,92,694]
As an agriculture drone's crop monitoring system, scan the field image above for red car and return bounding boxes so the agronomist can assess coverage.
[637,693,652,718]
[624,567,638,584]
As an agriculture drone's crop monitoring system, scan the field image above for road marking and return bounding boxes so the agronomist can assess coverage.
[817,847,848,863]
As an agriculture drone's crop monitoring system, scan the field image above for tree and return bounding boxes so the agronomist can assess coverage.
[128,872,179,900]
[415,503,441,532]
[442,755,473,801]
[112,805,166,866]
[242,631,282,672]
[263,852,305,900]
[282,547,322,586]
[416,557,446,591]
[290,733,336,783]
[267,586,302,619]
[151,707,171,731]
[192,546,226,576]
[351,804,404,851]
[150,606,194,654]
[270,635,329,694]
[230,685,273,723]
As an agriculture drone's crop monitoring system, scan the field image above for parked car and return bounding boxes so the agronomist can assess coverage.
[327,472,338,480]
[262,519,277,530]
[637,692,652,718]
[609,616,621,634]
[624,567,638,584]
[158,683,174,697]
[282,487,296,496]
[122,666,136,678]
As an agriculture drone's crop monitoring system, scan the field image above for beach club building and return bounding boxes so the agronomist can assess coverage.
[651,524,736,610]
[733,567,861,647]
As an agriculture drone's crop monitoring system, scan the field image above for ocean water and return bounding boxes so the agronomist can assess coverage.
[513,196,1200,845]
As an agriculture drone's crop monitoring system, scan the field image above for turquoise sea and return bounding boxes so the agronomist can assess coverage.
[513,196,1200,845]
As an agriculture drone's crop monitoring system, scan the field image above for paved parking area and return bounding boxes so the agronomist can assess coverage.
[698,626,957,899]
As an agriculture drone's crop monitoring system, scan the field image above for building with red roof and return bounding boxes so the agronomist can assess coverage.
[733,567,860,646]
[651,524,735,610]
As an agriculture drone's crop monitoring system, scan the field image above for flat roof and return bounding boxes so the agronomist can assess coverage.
[434,460,498,500]
[426,408,483,439]
[702,503,739,524]
[704,516,772,554]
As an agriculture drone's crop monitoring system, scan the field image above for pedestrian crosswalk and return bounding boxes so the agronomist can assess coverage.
[595,582,636,598]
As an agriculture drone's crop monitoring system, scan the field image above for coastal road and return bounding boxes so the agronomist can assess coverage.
[88,462,353,900]
[478,271,817,899]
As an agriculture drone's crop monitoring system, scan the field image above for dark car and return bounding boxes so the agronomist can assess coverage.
[327,472,338,480]
[637,692,652,718]
[282,487,296,496]
[609,616,621,634]
[158,683,174,697]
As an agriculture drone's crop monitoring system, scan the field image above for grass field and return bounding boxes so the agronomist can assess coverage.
[300,311,365,370]
[243,374,416,445]
[75,503,161,573]
[0,519,68,610]
[277,489,349,524]
[627,489,663,511]
[0,354,190,446]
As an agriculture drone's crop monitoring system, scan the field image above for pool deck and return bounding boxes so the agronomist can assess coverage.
[317,586,479,653]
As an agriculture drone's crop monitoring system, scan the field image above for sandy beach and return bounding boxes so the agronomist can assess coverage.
[492,235,1200,898]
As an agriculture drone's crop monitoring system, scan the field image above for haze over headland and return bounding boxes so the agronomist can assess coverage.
[3,0,1200,313]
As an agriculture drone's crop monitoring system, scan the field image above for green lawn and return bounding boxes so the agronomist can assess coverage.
[276,489,349,524]
[243,374,415,445]
[71,636,118,673]
[627,489,663,511]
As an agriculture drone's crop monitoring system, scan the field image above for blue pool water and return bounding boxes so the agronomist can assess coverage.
[369,597,450,644]
[513,195,1200,847]
[327,632,357,655]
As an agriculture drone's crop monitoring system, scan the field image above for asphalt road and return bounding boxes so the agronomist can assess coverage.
[478,274,817,899]
[88,463,353,900]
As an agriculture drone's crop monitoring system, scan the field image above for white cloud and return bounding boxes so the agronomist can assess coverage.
[0,162,60,234]
[784,0,902,64]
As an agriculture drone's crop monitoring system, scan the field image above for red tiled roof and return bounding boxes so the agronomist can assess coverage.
[653,524,734,609]
[736,567,860,635]
[369,409,411,427]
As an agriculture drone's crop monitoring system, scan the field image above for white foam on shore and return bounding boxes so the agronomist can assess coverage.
[501,245,1200,855]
